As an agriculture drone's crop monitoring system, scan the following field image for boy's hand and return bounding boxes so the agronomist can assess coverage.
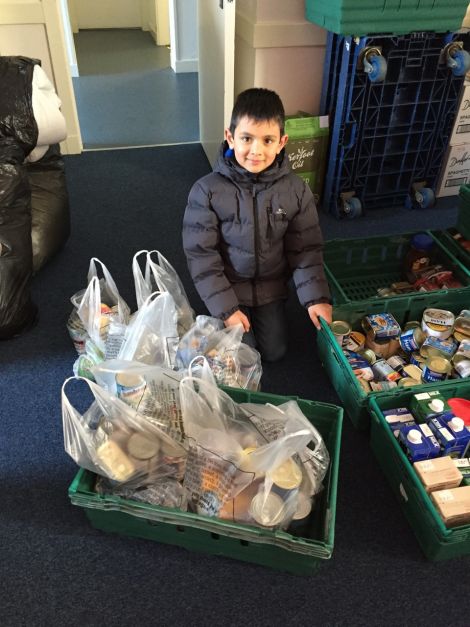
[308,303,333,330]
[224,310,250,332]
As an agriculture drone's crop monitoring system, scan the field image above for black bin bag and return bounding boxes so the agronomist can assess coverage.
[28,143,70,273]
[0,56,39,339]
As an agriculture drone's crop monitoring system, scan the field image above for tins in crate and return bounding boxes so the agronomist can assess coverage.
[420,336,458,361]
[399,326,425,353]
[421,309,455,340]
[454,310,470,337]
[362,313,401,340]
[422,357,453,383]
[330,320,351,346]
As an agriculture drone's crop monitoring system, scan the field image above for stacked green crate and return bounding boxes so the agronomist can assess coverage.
[369,380,470,561]
[317,291,470,430]
[305,0,469,36]
[324,231,470,308]
[69,388,343,576]
[434,185,470,267]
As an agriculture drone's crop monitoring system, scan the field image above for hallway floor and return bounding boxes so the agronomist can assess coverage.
[72,29,199,149]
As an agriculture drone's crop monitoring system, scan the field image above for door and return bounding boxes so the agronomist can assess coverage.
[198,0,236,167]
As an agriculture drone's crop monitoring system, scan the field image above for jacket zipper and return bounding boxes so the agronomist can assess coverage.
[252,186,259,306]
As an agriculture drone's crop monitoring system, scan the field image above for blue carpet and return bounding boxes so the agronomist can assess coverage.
[73,69,199,148]
[0,145,468,626]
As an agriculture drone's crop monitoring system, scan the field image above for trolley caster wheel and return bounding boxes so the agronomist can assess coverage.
[342,197,362,219]
[447,49,470,77]
[364,54,387,83]
[415,187,435,209]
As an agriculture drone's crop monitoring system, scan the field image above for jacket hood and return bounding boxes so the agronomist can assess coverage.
[213,141,291,186]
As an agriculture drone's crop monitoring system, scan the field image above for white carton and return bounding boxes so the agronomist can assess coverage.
[436,143,470,197]
[450,84,470,146]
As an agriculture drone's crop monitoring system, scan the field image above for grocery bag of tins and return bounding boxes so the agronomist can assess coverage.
[61,374,187,489]
[330,307,470,393]
[179,366,328,530]
[132,249,195,337]
[115,291,179,368]
[175,314,262,390]
[67,257,130,359]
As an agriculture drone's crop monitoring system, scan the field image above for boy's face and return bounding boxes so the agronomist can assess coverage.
[225,116,288,174]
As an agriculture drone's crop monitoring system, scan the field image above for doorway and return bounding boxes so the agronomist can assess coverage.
[67,1,199,149]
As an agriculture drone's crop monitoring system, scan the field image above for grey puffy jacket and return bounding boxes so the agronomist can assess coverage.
[182,143,330,319]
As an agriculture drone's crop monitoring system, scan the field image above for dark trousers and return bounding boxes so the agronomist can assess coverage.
[240,300,288,362]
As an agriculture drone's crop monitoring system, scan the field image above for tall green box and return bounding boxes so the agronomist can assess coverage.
[285,113,329,203]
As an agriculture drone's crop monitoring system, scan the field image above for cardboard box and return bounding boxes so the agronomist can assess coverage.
[431,485,470,527]
[284,113,329,203]
[436,143,470,197]
[414,456,462,494]
[449,84,470,146]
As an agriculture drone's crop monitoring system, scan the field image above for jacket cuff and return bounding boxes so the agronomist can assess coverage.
[219,305,241,321]
[305,298,333,308]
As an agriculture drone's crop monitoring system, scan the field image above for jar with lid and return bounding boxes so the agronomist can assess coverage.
[403,233,434,282]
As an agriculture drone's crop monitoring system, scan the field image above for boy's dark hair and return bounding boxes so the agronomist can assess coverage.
[229,88,285,135]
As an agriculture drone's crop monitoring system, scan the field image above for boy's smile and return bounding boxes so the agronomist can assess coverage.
[225,116,288,174]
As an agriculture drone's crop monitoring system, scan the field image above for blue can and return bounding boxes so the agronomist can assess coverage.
[399,327,425,353]
[422,357,452,383]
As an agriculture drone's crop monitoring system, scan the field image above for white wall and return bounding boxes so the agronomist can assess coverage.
[60,0,78,77]
[234,0,327,115]
[169,0,198,73]
[73,0,142,29]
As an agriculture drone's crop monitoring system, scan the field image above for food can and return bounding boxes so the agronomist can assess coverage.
[358,348,377,364]
[330,320,351,347]
[116,372,147,409]
[372,359,402,382]
[454,359,470,378]
[370,380,398,391]
[454,310,470,337]
[343,331,366,352]
[404,321,421,331]
[365,331,400,359]
[399,326,425,353]
[410,352,426,368]
[362,313,401,339]
[454,330,470,343]
[421,308,455,340]
[453,339,470,366]
[386,355,407,372]
[422,356,452,383]
[398,377,421,388]
[420,336,458,360]
[249,492,287,527]
[402,364,422,380]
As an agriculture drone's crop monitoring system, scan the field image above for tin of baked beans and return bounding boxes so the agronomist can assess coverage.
[422,356,452,383]
[330,320,351,347]
[399,326,425,353]
[421,308,455,340]
[419,336,458,360]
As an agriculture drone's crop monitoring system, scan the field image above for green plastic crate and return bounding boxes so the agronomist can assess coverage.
[368,380,470,561]
[305,0,469,36]
[433,229,470,273]
[324,231,470,308]
[316,291,470,430]
[68,388,343,576]
[458,184,470,240]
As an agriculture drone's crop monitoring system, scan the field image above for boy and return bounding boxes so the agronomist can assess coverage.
[182,88,332,362]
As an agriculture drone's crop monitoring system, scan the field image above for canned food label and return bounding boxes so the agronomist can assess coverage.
[399,328,420,352]
[421,336,458,358]
[455,359,470,378]
[363,313,401,339]
[422,308,455,328]
[422,365,447,383]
